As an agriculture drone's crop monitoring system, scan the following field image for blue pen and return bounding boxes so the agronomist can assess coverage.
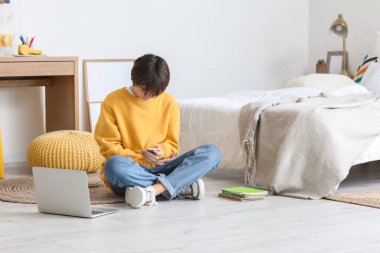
[20,35,25,45]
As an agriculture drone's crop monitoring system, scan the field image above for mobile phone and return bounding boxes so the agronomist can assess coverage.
[147,148,157,153]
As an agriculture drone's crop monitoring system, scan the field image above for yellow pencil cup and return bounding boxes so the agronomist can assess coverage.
[18,45,30,55]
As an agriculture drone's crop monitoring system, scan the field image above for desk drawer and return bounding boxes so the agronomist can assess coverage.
[0,61,75,77]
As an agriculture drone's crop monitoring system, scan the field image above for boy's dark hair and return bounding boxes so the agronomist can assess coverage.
[131,54,170,97]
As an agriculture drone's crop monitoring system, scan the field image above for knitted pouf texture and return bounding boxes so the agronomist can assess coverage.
[27,130,104,173]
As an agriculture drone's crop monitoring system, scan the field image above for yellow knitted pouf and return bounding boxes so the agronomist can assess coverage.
[27,130,104,173]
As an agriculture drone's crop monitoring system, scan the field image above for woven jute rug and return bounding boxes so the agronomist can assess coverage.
[0,172,124,204]
[325,189,380,209]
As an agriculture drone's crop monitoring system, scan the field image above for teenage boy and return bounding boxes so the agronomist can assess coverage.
[95,54,221,208]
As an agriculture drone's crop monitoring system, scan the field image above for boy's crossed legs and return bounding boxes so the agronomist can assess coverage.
[104,144,221,208]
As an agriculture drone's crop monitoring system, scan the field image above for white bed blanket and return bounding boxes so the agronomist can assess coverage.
[178,86,372,169]
[250,94,380,199]
[178,87,380,199]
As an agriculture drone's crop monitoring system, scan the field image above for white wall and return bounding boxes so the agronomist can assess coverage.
[0,0,309,162]
[309,0,380,74]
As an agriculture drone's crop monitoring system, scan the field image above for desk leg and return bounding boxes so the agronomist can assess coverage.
[45,76,79,132]
[0,127,4,179]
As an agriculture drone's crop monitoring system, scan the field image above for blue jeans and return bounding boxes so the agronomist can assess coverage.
[104,144,221,199]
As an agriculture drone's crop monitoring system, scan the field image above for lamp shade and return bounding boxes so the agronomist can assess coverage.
[330,14,348,38]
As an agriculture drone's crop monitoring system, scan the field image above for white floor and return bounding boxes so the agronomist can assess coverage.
[1,161,380,253]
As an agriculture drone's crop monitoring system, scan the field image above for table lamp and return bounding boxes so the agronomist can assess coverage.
[330,14,350,76]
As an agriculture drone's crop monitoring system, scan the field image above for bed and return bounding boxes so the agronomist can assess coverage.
[178,84,380,199]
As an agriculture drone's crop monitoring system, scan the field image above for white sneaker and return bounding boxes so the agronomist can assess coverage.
[177,179,205,200]
[125,186,158,208]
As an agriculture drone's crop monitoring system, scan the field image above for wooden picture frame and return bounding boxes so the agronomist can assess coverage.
[83,59,135,132]
[88,102,102,133]
[327,51,348,74]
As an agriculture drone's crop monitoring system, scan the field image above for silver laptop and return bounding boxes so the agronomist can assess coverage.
[32,167,117,218]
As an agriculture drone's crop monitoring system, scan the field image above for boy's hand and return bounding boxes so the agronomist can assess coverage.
[153,151,177,166]
[153,157,175,166]
[142,145,163,162]
[142,147,177,167]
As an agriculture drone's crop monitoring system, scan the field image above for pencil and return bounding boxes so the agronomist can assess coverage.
[29,36,35,47]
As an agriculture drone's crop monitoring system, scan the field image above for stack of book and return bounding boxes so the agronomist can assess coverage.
[218,186,269,201]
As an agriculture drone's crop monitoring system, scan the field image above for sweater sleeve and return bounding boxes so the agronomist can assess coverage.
[157,100,180,158]
[94,100,142,160]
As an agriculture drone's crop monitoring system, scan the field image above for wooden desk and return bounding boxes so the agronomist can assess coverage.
[0,57,79,131]
[0,57,78,179]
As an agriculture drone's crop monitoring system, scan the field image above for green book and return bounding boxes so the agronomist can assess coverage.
[218,192,266,201]
[218,193,243,202]
[222,187,268,198]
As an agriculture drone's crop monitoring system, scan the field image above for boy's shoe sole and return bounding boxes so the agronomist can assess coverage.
[125,186,146,208]
[177,178,206,200]
[193,178,205,200]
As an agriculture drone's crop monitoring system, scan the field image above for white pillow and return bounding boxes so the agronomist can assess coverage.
[363,62,380,92]
[286,74,357,92]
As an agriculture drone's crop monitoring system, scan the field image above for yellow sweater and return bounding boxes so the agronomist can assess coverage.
[94,88,180,188]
